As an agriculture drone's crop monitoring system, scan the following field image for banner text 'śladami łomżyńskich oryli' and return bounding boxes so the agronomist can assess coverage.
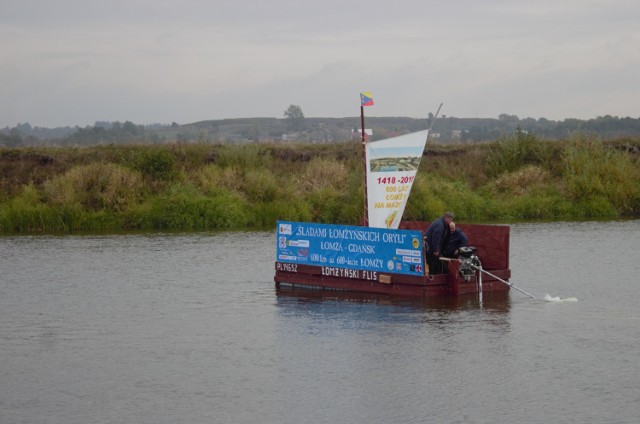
[277,221,424,276]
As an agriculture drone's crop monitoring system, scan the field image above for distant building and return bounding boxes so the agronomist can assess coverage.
[352,129,373,141]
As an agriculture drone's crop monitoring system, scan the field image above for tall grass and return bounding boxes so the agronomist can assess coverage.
[0,184,118,232]
[126,147,175,181]
[122,184,251,230]
[242,169,281,202]
[562,135,640,216]
[489,165,552,196]
[189,165,244,194]
[214,143,271,169]
[406,173,491,222]
[297,157,349,193]
[474,165,575,220]
[1,137,639,234]
[248,199,312,228]
[485,131,555,177]
[44,163,144,211]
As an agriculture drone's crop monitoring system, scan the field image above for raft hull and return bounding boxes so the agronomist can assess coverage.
[274,221,511,298]
[274,260,511,297]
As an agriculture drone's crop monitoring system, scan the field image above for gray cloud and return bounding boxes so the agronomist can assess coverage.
[2,0,639,127]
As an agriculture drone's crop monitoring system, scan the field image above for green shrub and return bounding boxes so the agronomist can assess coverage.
[503,194,569,220]
[214,143,270,169]
[242,169,280,202]
[0,185,47,232]
[405,174,444,220]
[189,165,244,194]
[486,131,551,176]
[571,196,618,218]
[305,188,345,223]
[297,157,349,194]
[44,163,144,211]
[406,173,491,222]
[489,165,552,196]
[122,185,251,230]
[0,199,116,233]
[127,147,175,180]
[563,135,640,215]
[249,199,312,227]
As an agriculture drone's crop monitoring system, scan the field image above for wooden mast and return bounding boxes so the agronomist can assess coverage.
[360,105,368,227]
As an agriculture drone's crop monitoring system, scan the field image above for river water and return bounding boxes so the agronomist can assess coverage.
[1,221,639,424]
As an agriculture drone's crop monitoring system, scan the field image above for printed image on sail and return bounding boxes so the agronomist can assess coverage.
[365,130,429,229]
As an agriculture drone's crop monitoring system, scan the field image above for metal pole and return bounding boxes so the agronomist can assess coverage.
[470,265,537,300]
[440,257,537,300]
[429,103,444,131]
[478,263,483,304]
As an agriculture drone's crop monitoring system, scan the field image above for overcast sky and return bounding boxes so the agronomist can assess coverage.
[2,0,639,128]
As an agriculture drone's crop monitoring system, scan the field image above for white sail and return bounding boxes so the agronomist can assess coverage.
[365,129,429,228]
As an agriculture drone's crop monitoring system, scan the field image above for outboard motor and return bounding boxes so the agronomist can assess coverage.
[457,246,480,282]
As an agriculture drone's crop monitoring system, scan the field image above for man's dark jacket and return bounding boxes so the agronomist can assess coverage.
[444,229,468,257]
[423,218,447,255]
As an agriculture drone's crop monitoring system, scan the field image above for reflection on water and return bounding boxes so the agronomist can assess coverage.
[276,284,511,313]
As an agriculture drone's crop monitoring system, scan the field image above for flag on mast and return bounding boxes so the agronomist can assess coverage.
[360,92,374,106]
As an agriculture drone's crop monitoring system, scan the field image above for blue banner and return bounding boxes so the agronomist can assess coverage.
[276,221,424,276]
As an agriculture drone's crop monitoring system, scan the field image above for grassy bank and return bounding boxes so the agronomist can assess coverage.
[1,133,639,234]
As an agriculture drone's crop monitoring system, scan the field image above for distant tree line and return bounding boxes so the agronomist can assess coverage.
[453,114,640,142]
[3,113,640,147]
[1,121,168,146]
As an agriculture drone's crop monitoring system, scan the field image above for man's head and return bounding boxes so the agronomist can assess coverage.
[443,211,455,225]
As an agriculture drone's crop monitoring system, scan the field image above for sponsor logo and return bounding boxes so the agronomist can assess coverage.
[279,223,292,235]
[289,240,309,248]
[278,254,297,261]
